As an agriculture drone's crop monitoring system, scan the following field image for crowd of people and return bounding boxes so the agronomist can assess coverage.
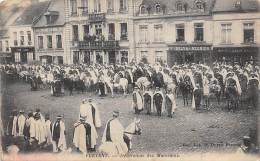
[1,59,259,155]
[5,96,140,155]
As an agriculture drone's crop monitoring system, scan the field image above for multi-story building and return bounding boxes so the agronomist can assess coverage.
[212,0,260,65]
[33,0,66,64]
[9,1,50,63]
[132,0,215,66]
[64,0,135,64]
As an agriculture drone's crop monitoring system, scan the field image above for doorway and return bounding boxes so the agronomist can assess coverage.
[108,51,116,64]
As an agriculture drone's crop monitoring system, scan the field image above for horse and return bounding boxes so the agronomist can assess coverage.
[99,118,141,155]
[225,77,240,111]
[136,77,151,91]
[113,72,129,95]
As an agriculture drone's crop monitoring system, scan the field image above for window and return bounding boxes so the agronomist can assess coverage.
[176,2,184,11]
[95,24,102,36]
[154,24,163,42]
[244,23,254,43]
[141,51,148,58]
[72,25,79,41]
[155,3,161,13]
[20,31,24,46]
[56,35,62,48]
[120,23,128,40]
[5,41,9,51]
[38,36,43,49]
[139,25,148,42]
[119,0,127,11]
[176,24,185,42]
[94,0,101,12]
[81,0,88,14]
[71,0,77,15]
[27,31,32,45]
[195,0,205,11]
[140,5,147,14]
[107,0,114,12]
[0,41,2,51]
[83,25,90,40]
[194,23,204,41]
[108,23,115,40]
[155,51,163,62]
[47,35,52,48]
[13,32,18,46]
[221,24,232,44]
[121,51,128,64]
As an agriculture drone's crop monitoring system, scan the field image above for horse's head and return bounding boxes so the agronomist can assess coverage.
[134,118,142,135]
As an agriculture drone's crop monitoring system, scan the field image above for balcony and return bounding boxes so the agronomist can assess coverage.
[75,40,119,50]
[88,13,106,22]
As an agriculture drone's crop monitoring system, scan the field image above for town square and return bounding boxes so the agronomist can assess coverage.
[0,0,259,157]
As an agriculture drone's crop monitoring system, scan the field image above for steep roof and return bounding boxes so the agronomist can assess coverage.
[213,0,259,13]
[0,0,31,27]
[33,0,65,28]
[139,0,216,15]
[12,1,50,26]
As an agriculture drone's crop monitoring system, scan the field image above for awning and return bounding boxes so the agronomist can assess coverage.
[0,52,12,57]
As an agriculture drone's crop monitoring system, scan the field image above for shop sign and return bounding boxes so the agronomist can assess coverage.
[170,46,211,51]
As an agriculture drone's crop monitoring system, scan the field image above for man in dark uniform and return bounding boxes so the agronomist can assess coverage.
[193,84,203,110]
[153,87,164,116]
[143,88,153,115]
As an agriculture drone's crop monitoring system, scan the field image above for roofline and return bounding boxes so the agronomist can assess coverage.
[32,1,52,25]
[133,13,212,20]
[212,10,259,14]
[32,23,65,28]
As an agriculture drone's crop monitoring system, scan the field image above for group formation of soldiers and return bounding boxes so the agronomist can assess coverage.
[5,97,134,155]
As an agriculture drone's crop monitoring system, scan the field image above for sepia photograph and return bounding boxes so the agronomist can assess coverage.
[0,0,259,160]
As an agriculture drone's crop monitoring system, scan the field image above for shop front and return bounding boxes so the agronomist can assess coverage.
[213,46,259,65]
[167,44,212,67]
[11,47,35,63]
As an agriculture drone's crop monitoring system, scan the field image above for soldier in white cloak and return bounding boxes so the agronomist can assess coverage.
[30,113,46,145]
[44,114,52,146]
[11,110,18,137]
[52,115,67,152]
[17,110,26,136]
[6,110,17,136]
[165,89,177,118]
[100,110,128,155]
[79,98,101,128]
[132,87,143,114]
[73,116,98,155]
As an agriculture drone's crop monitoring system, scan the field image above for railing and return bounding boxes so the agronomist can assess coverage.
[88,13,106,22]
[76,40,119,50]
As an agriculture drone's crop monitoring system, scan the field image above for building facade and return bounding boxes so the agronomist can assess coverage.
[132,0,215,66]
[9,1,50,63]
[212,0,260,65]
[33,0,66,64]
[64,0,135,65]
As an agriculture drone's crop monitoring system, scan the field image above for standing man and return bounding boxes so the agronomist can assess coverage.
[132,87,143,114]
[79,98,101,128]
[17,110,26,136]
[143,88,153,115]
[153,87,164,116]
[52,115,67,152]
[165,90,177,118]
[44,114,52,146]
[73,116,98,155]
[101,110,128,155]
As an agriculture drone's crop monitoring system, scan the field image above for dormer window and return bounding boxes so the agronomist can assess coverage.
[44,11,59,24]
[235,0,241,9]
[155,3,161,13]
[140,5,147,14]
[176,2,184,12]
[195,0,205,11]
